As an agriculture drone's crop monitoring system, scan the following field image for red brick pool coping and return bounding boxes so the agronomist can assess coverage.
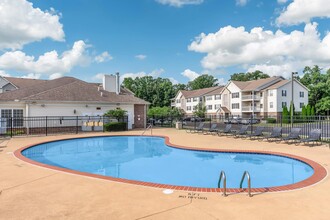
[14,135,327,194]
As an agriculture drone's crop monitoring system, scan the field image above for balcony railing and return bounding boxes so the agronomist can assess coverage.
[241,95,261,101]
[242,106,261,112]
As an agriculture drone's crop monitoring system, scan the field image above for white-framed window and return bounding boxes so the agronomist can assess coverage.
[206,105,212,110]
[215,95,221,100]
[215,104,221,109]
[193,105,197,110]
[206,96,213,101]
[300,103,304,108]
[187,98,191,103]
[260,104,263,108]
[282,102,287,108]
[193,97,198,102]
[299,91,304,98]
[270,102,274,108]
[282,90,287,97]
[186,106,191,111]
[176,99,181,103]
[1,109,24,127]
[232,103,240,109]
[232,92,239,98]
[269,90,273,96]
[260,92,263,97]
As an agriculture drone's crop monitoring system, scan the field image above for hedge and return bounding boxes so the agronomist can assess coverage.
[266,118,276,123]
[104,122,127,131]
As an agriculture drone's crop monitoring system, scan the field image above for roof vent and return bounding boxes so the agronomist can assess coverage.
[100,92,103,97]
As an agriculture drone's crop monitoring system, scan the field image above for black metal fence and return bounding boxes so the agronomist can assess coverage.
[148,115,330,142]
[0,116,128,138]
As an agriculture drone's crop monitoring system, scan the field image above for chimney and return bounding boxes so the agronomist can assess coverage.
[103,74,117,93]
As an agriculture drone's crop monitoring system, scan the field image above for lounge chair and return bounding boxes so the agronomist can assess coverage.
[186,122,205,133]
[204,123,219,135]
[296,129,322,146]
[217,124,232,136]
[247,126,264,140]
[282,128,301,144]
[233,125,249,138]
[264,127,282,143]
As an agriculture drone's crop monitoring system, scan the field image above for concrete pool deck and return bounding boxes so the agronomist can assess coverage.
[0,128,329,220]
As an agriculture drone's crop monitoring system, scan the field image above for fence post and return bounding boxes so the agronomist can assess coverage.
[45,116,48,136]
[102,116,105,132]
[76,116,79,134]
[250,114,253,134]
[280,115,283,135]
[10,117,13,138]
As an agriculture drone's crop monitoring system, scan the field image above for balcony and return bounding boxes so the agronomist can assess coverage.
[242,106,261,112]
[241,95,261,101]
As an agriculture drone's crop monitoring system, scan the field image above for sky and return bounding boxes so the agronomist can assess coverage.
[0,0,330,85]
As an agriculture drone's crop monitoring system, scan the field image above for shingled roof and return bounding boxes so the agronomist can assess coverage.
[4,77,46,88]
[230,76,284,91]
[180,86,224,98]
[0,77,149,104]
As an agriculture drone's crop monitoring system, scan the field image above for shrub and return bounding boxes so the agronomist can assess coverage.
[266,118,276,123]
[104,122,127,131]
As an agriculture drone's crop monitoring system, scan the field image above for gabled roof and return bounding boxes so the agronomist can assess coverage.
[230,76,284,91]
[265,78,309,91]
[4,77,46,89]
[180,86,224,98]
[0,77,149,104]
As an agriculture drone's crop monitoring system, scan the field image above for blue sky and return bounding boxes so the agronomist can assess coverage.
[0,0,330,85]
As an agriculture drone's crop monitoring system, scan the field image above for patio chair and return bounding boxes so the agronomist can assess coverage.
[233,125,249,138]
[247,126,265,140]
[264,127,282,143]
[296,129,322,146]
[204,123,219,135]
[282,128,301,144]
[186,122,205,133]
[217,124,232,136]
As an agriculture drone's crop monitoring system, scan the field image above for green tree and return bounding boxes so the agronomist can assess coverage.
[301,105,307,119]
[173,83,186,94]
[230,70,270,81]
[170,107,185,118]
[187,74,218,90]
[306,104,311,116]
[315,97,330,115]
[104,108,127,121]
[147,106,171,117]
[282,106,289,123]
[311,106,315,116]
[193,103,206,118]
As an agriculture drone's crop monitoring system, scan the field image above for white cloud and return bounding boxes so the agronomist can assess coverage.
[119,69,165,82]
[188,23,330,77]
[21,73,41,79]
[277,0,288,4]
[49,73,63,80]
[94,51,113,63]
[135,54,147,60]
[0,40,89,77]
[0,0,64,50]
[276,0,330,26]
[181,69,200,81]
[0,70,10,77]
[169,77,179,84]
[235,0,248,6]
[93,73,105,81]
[155,0,204,7]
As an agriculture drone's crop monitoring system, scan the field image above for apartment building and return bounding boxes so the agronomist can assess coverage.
[171,76,309,118]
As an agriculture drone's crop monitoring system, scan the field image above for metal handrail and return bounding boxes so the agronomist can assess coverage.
[141,123,152,136]
[240,171,252,197]
[218,171,227,196]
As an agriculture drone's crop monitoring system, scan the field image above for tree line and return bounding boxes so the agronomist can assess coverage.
[122,66,330,115]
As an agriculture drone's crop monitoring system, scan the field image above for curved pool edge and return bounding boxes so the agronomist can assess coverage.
[14,134,328,194]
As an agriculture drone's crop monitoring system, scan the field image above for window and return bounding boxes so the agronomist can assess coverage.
[300,103,304,108]
[282,90,287,97]
[187,98,191,103]
[187,106,191,111]
[215,104,221,109]
[176,99,181,103]
[1,109,24,127]
[260,92,263,97]
[215,95,221,100]
[299,91,304,98]
[232,103,240,109]
[193,97,198,102]
[206,96,213,101]
[232,92,239,98]
[207,105,212,110]
[193,105,197,110]
[260,104,263,108]
[269,90,273,96]
[199,97,203,102]
[282,102,287,108]
[270,102,274,108]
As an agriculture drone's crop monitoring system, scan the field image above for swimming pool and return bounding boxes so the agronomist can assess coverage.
[16,135,326,192]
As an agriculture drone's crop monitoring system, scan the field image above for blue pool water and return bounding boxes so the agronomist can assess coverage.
[22,136,314,188]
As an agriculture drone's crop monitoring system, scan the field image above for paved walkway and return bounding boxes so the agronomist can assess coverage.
[0,128,329,220]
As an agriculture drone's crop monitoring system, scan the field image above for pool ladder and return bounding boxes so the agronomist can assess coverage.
[141,123,153,136]
[218,170,252,197]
